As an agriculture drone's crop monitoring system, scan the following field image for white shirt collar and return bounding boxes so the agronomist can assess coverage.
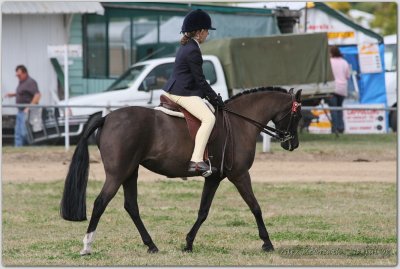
[192,38,200,47]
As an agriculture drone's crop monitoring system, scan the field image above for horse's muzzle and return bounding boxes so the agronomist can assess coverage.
[281,138,299,151]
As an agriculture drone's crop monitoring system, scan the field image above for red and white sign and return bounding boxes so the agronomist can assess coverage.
[344,104,386,134]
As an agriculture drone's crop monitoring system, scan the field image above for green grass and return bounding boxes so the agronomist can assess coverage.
[256,133,397,156]
[2,180,397,266]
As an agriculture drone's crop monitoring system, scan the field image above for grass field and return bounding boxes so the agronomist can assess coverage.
[2,180,396,266]
[2,133,397,266]
[256,133,397,156]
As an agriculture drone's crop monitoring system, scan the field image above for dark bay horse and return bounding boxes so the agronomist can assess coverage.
[60,87,302,255]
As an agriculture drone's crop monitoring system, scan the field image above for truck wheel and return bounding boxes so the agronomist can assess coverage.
[86,113,102,145]
[389,110,397,132]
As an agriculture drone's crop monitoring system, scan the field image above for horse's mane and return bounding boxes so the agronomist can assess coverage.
[224,87,288,104]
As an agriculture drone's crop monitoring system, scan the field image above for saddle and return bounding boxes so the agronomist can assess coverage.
[158,94,217,160]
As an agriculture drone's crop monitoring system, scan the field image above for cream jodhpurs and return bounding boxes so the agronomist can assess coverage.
[164,92,216,162]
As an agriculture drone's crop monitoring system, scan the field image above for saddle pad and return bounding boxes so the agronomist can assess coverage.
[154,106,184,118]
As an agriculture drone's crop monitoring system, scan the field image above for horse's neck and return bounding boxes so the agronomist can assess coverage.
[227,92,288,126]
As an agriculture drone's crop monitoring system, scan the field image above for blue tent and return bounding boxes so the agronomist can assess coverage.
[339,44,387,105]
[304,3,386,106]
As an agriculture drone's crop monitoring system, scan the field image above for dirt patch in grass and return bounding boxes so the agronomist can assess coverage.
[2,133,396,183]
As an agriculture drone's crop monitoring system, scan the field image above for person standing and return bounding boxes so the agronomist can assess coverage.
[4,65,41,146]
[329,46,351,133]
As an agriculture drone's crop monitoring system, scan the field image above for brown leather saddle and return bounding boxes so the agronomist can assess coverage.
[159,94,217,160]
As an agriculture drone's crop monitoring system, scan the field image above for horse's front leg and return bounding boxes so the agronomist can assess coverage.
[228,171,274,252]
[184,176,222,252]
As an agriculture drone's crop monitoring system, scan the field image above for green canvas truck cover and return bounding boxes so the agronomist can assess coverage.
[201,32,334,90]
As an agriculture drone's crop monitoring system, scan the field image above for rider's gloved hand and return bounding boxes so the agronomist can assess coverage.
[216,94,225,108]
[210,94,224,108]
[206,93,224,108]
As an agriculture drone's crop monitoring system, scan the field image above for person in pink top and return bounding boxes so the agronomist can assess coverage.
[329,46,351,133]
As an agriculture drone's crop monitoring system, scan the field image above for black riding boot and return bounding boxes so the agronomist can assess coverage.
[188,161,217,177]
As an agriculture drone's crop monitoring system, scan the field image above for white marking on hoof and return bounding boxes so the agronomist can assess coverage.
[80,248,91,256]
[80,231,95,256]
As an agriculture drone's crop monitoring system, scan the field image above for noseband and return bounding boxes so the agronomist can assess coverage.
[221,96,301,143]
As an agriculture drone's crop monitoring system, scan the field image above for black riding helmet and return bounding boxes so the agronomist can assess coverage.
[181,9,216,33]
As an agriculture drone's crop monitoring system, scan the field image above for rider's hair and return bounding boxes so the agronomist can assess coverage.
[180,30,198,46]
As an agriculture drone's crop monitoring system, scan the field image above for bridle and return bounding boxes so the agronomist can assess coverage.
[221,96,301,143]
[217,93,301,176]
[217,94,301,176]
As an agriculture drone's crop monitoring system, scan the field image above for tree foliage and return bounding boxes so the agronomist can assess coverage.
[368,2,397,36]
[327,2,397,35]
[326,2,351,14]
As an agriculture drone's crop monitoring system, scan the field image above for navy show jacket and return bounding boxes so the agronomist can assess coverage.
[163,38,218,100]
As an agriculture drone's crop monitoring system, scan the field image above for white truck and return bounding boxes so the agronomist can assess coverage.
[53,55,228,143]
[26,33,335,144]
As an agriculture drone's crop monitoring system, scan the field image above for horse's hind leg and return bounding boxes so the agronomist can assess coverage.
[123,167,158,253]
[80,177,122,255]
[184,176,221,252]
[228,171,274,252]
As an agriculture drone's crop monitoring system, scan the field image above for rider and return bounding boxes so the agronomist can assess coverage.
[163,9,224,175]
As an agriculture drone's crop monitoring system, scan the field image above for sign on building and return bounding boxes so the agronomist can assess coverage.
[47,45,82,58]
[343,104,386,133]
[301,8,358,45]
[357,43,383,73]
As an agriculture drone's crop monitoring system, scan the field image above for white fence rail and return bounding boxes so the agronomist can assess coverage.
[2,104,398,111]
[2,104,397,152]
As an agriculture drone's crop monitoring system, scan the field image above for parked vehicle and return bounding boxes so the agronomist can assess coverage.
[11,33,335,144]
[384,34,397,132]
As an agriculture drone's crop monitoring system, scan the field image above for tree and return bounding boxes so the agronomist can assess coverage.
[329,2,397,36]
[326,2,351,14]
[370,2,397,35]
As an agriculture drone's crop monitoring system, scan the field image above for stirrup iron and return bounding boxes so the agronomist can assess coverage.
[202,159,213,177]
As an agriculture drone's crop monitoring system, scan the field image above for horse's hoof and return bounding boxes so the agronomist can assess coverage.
[183,246,193,253]
[80,249,92,256]
[262,242,275,252]
[147,246,159,253]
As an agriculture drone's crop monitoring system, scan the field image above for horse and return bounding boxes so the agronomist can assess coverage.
[60,87,302,255]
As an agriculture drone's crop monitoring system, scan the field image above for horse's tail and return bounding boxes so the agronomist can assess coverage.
[60,116,106,221]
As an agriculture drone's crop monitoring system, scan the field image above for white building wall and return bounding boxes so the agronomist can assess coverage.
[298,8,379,45]
[2,14,66,115]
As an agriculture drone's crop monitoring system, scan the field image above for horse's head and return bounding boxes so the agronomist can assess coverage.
[272,89,302,151]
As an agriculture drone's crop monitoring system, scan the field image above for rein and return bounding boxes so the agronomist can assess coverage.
[222,92,301,142]
[217,98,300,177]
[221,101,300,143]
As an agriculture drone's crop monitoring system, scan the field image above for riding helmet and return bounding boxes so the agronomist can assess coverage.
[181,9,216,33]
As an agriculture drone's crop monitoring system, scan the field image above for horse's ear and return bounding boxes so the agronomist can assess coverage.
[289,88,294,94]
[295,89,302,102]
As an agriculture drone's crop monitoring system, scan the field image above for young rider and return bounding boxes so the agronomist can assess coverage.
[163,9,224,176]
